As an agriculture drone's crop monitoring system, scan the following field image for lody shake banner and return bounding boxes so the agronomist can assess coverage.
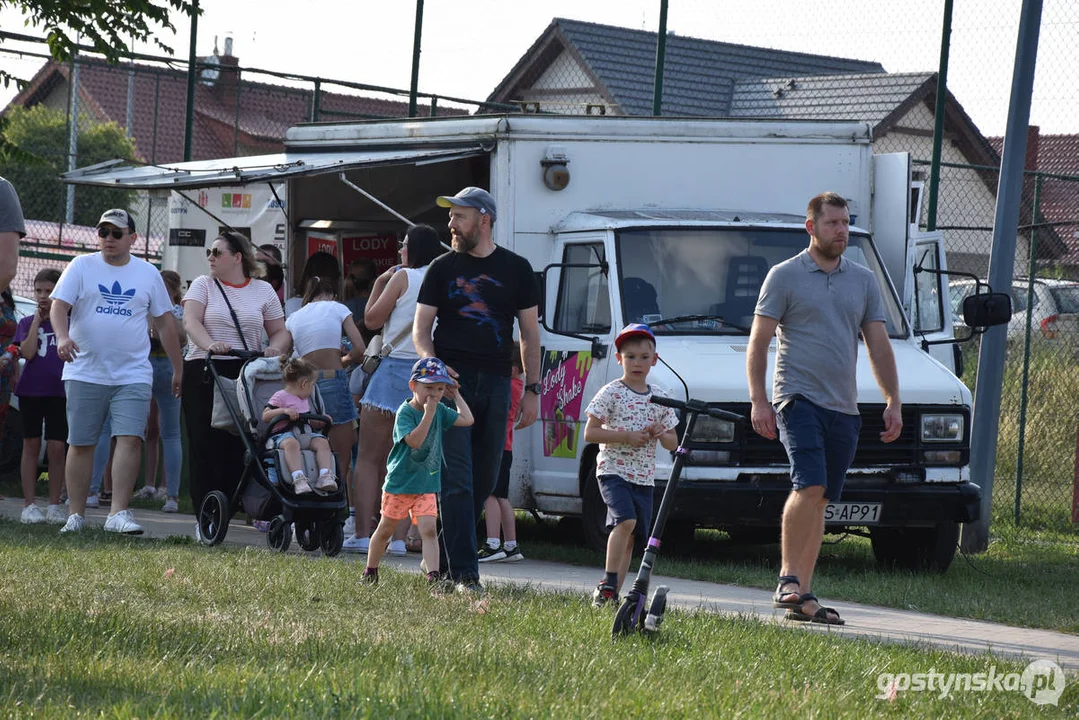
[540,350,593,458]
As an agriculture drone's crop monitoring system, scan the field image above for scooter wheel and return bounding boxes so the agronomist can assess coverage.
[611,591,646,638]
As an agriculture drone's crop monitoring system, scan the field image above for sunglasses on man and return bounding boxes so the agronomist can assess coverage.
[97,227,127,240]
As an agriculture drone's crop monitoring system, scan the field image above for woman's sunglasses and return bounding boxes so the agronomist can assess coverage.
[98,228,126,240]
[206,247,231,258]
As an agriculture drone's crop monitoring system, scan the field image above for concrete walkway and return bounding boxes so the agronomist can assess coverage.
[3,496,1077,672]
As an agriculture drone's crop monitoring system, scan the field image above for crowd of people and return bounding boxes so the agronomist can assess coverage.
[3,179,546,596]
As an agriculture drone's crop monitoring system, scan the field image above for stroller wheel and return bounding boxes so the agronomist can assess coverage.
[198,491,230,546]
[321,522,344,557]
[295,522,319,552]
[267,515,291,553]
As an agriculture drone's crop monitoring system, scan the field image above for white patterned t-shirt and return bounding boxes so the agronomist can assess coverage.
[585,380,679,487]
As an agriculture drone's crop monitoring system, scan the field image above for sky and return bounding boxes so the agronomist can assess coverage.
[0,0,1076,136]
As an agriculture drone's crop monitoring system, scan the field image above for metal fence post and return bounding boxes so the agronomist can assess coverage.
[183,0,199,162]
[926,0,954,231]
[1014,173,1042,524]
[962,0,1044,554]
[408,0,424,118]
[652,0,668,116]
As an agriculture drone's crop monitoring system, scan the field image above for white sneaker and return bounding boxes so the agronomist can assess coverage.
[133,486,156,500]
[20,504,46,524]
[341,535,370,554]
[153,487,169,501]
[103,509,144,535]
[343,515,356,536]
[85,494,100,509]
[194,522,203,542]
[388,539,407,557]
[60,513,85,534]
[161,498,179,513]
[45,504,67,524]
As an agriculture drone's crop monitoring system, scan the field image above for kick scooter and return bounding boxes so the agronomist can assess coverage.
[612,396,743,638]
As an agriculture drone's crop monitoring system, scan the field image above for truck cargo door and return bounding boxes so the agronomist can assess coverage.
[871,153,913,307]
[527,236,615,514]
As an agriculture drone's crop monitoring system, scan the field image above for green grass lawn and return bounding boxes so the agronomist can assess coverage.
[518,516,1079,635]
[1,521,1073,718]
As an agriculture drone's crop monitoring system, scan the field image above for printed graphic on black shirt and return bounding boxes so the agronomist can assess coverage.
[449,273,505,346]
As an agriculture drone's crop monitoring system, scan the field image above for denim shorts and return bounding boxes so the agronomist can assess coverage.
[315,370,358,426]
[597,474,653,539]
[269,428,326,450]
[360,355,415,414]
[65,380,152,446]
[775,396,861,502]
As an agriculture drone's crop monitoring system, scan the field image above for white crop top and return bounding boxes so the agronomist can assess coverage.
[285,300,352,355]
[381,266,426,359]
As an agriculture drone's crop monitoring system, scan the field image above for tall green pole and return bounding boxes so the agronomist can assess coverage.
[652,0,668,116]
[408,0,424,118]
[926,0,953,231]
[183,0,200,161]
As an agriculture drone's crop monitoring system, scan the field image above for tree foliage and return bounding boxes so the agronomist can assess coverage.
[0,105,138,226]
[0,1,199,158]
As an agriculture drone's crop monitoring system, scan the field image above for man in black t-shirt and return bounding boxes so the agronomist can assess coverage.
[414,186,541,592]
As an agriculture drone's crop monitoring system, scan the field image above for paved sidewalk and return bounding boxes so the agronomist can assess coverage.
[3,496,1077,671]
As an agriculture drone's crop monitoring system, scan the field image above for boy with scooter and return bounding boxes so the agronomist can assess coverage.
[583,324,679,607]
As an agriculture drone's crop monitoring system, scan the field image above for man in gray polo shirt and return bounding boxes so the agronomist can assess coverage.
[747,191,901,626]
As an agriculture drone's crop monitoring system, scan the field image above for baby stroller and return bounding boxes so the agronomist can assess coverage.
[198,351,348,556]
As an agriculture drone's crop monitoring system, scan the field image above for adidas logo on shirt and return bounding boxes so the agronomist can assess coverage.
[96,281,136,316]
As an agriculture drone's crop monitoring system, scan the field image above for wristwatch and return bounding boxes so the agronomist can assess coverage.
[525,383,542,395]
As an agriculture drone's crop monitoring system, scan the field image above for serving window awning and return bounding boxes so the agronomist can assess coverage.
[62,146,487,190]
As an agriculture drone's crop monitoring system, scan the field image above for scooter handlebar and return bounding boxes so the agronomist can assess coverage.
[650,396,744,423]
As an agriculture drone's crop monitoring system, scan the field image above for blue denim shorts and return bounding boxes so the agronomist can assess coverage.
[360,355,415,414]
[65,380,152,446]
[775,396,861,502]
[315,370,357,426]
[597,474,653,539]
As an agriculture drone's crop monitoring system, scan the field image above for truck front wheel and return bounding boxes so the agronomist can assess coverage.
[582,463,610,552]
[870,522,960,572]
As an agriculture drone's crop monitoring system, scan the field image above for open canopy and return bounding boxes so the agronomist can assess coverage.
[61,146,487,190]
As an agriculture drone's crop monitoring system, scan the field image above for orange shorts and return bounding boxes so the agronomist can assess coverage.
[380,492,438,523]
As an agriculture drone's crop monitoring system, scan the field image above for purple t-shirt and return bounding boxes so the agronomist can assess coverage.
[13,316,65,397]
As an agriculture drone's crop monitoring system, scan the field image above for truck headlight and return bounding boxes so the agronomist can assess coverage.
[690,415,735,443]
[921,414,964,442]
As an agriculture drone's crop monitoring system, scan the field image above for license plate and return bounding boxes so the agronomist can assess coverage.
[824,502,881,524]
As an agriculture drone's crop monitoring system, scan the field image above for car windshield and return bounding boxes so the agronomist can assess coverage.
[615,226,907,337]
[1050,286,1079,314]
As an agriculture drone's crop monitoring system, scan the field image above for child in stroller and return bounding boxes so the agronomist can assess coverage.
[263,356,338,495]
[197,351,347,555]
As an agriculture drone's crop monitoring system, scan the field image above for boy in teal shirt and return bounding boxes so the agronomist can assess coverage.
[363,357,473,584]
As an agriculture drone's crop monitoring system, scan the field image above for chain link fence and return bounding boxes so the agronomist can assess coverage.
[929,161,1079,541]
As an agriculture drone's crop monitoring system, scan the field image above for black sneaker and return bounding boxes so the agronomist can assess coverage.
[477,543,507,563]
[500,545,524,562]
[362,567,379,585]
[592,581,618,608]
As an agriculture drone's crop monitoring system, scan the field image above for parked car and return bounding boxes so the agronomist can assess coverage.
[950,277,1079,344]
[1,294,37,472]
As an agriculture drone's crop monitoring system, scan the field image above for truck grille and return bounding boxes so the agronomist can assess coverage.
[708,403,947,467]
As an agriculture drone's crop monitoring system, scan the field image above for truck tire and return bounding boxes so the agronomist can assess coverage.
[582,463,610,552]
[870,522,959,572]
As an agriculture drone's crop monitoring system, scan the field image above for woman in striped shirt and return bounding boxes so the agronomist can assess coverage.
[182,231,290,518]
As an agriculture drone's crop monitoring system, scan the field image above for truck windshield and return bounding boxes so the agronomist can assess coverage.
[616,226,907,337]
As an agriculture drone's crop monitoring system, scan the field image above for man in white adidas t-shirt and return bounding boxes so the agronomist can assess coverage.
[50,208,184,535]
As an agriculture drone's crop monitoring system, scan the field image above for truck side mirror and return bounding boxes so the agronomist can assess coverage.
[962,292,1012,328]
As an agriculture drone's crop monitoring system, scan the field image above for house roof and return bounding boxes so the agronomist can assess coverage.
[6,57,463,165]
[489,17,885,116]
[990,132,1079,267]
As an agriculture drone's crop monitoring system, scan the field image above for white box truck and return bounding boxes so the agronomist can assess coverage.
[66,115,981,571]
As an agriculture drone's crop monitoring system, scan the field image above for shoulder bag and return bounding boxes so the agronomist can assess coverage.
[210,279,251,433]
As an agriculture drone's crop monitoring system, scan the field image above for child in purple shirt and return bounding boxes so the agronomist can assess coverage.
[15,269,67,525]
